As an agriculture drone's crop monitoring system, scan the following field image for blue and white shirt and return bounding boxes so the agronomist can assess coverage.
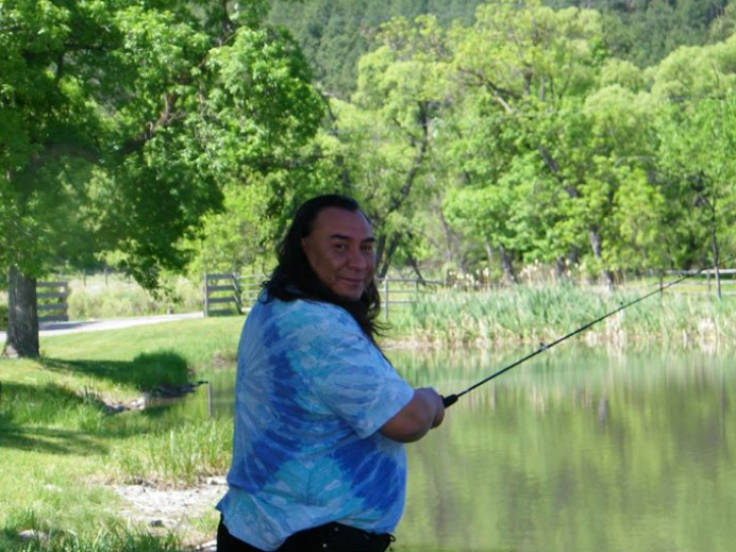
[216,295,415,551]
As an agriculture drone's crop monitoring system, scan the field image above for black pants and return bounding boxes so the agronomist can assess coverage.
[217,517,394,552]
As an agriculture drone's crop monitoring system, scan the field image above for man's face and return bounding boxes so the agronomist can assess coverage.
[301,207,376,301]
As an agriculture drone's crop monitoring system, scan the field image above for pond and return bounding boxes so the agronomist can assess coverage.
[197,344,735,552]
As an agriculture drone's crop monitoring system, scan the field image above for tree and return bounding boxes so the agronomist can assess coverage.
[651,35,736,295]
[0,0,322,357]
[444,1,630,283]
[315,15,453,276]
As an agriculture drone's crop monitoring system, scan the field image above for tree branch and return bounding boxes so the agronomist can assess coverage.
[386,101,430,216]
[118,93,184,156]
[30,144,102,169]
[318,89,354,193]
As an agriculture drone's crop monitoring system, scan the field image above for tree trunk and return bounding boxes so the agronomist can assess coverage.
[588,229,615,290]
[375,234,387,276]
[554,257,566,282]
[378,233,402,279]
[709,199,722,300]
[406,252,426,285]
[2,266,40,358]
[484,239,495,272]
[499,244,517,285]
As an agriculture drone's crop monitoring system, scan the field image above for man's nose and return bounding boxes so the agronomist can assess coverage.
[347,247,368,268]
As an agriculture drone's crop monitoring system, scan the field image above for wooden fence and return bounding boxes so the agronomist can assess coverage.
[204,268,736,319]
[663,268,736,296]
[203,273,242,317]
[204,274,442,319]
[378,277,445,320]
[37,281,69,323]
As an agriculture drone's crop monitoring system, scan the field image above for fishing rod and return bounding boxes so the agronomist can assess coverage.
[441,263,722,408]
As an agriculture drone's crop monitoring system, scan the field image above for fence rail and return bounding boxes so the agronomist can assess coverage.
[37,281,69,323]
[203,273,242,317]
[205,268,736,319]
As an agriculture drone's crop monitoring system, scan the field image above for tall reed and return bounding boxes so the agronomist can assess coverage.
[108,418,233,488]
[386,284,736,348]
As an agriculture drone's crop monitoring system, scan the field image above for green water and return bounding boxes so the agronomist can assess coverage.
[201,345,735,552]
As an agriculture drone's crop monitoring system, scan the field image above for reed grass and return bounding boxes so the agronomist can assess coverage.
[386,285,736,348]
[108,418,233,487]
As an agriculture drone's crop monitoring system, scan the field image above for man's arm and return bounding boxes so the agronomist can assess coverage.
[379,387,445,443]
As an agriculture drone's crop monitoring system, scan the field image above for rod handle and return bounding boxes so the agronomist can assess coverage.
[442,394,458,408]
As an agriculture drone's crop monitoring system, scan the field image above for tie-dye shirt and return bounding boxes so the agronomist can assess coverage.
[216,296,415,551]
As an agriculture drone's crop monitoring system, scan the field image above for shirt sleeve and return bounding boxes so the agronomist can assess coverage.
[305,328,414,439]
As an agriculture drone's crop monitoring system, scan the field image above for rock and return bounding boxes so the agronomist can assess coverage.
[196,540,217,551]
[151,381,208,398]
[129,397,146,410]
[18,529,48,542]
[149,519,166,528]
[104,403,129,414]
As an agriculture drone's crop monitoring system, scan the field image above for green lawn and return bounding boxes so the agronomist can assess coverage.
[0,317,244,551]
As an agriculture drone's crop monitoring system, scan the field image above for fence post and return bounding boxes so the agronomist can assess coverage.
[383,278,389,321]
[203,274,210,317]
[232,272,242,315]
[204,273,243,316]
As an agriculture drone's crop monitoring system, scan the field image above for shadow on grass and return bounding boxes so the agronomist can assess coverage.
[0,423,108,456]
[0,352,192,455]
[0,380,110,455]
[38,351,191,390]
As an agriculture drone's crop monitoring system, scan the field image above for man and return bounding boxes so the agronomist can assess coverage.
[216,194,445,552]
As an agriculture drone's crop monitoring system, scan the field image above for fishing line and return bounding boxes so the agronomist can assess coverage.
[441,262,728,408]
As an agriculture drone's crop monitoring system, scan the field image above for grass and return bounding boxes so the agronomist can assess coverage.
[107,418,232,487]
[386,284,736,348]
[65,275,202,320]
[0,316,244,551]
[2,520,183,552]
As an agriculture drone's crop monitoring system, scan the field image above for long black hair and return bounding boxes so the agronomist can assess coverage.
[262,194,383,342]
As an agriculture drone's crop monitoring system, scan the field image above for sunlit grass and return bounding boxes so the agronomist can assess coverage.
[0,317,243,551]
[65,274,202,320]
[1,518,182,552]
[108,418,233,488]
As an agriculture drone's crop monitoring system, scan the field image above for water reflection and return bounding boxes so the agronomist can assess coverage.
[390,346,734,552]
[195,345,734,552]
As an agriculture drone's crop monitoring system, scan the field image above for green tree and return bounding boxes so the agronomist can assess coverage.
[651,34,736,292]
[0,0,322,357]
[444,1,623,282]
[314,15,453,276]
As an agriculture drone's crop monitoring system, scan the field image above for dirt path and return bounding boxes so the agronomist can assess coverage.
[111,478,225,550]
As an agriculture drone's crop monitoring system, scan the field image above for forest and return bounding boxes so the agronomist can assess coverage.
[263,0,736,284]
[268,0,735,96]
[3,0,736,355]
